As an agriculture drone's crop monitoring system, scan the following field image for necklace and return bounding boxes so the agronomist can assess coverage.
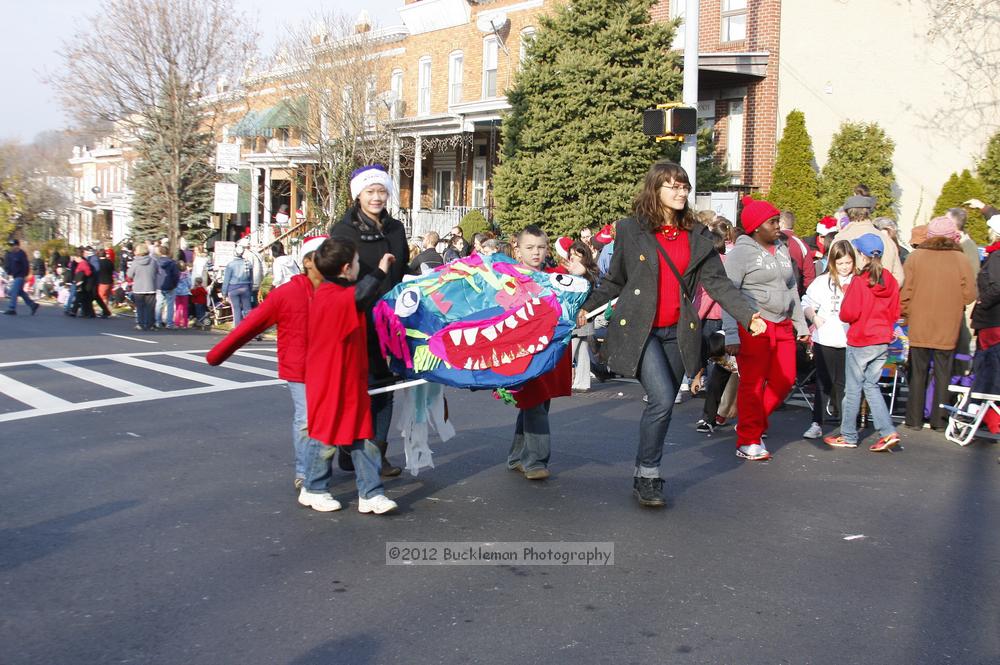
[657,225,680,241]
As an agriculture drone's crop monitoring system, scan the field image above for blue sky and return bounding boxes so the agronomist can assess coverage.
[1,0,404,142]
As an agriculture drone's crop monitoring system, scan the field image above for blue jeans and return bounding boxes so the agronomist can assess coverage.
[507,401,551,472]
[841,344,895,442]
[636,327,685,478]
[155,289,176,326]
[134,293,156,329]
[228,287,251,326]
[63,283,76,312]
[369,372,394,443]
[287,382,315,481]
[6,277,35,312]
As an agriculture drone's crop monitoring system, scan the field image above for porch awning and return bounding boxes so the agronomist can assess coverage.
[229,109,271,138]
[260,96,308,130]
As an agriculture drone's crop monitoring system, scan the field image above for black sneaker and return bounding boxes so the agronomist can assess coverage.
[695,419,714,433]
[633,477,666,508]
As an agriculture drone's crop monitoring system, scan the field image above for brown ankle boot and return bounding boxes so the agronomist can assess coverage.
[376,440,402,477]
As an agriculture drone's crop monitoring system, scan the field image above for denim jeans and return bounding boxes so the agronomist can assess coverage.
[155,289,176,326]
[6,277,35,312]
[507,401,551,472]
[228,287,251,326]
[133,293,156,329]
[841,344,895,442]
[63,283,77,312]
[370,372,394,443]
[635,327,684,478]
[349,440,384,498]
[287,382,313,481]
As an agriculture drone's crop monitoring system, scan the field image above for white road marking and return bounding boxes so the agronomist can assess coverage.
[233,350,279,362]
[39,360,163,397]
[0,372,73,410]
[0,348,278,369]
[100,333,158,344]
[173,352,279,378]
[110,355,241,387]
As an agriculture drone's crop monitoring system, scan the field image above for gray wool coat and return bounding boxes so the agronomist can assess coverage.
[582,217,757,378]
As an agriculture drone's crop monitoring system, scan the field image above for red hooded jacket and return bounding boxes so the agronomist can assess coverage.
[839,269,900,347]
[206,274,314,382]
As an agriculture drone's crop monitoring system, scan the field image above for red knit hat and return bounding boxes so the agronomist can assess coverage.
[594,224,615,244]
[740,196,781,234]
[554,236,573,260]
[815,216,838,236]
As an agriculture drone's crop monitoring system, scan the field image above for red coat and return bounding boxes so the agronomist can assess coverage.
[840,270,900,347]
[206,274,314,381]
[305,282,374,446]
[515,265,573,410]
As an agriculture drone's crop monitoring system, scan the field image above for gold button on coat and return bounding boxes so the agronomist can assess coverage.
[639,254,646,261]
[619,319,627,326]
[690,322,696,330]
[633,289,641,295]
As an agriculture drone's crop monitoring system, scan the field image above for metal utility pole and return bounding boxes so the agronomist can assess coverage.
[682,0,700,198]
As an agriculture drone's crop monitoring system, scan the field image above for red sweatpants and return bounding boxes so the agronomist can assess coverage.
[735,318,797,445]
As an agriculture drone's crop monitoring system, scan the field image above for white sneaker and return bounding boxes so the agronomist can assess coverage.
[803,422,823,439]
[298,489,342,512]
[736,443,771,461]
[358,494,398,515]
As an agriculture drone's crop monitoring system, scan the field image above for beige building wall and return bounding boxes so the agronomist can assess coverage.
[777,0,998,233]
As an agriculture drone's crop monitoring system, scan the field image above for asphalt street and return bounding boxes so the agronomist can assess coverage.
[2,303,999,665]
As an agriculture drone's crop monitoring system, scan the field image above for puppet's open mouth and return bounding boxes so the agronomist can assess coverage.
[429,295,560,376]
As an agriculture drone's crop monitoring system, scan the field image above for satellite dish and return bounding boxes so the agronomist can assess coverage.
[476,12,508,34]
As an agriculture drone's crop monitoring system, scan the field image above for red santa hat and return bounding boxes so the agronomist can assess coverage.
[301,235,328,257]
[815,216,838,236]
[594,224,615,244]
[554,236,573,261]
[739,196,781,234]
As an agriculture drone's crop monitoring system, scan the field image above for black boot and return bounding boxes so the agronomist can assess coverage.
[633,477,666,508]
[376,440,402,477]
[337,447,355,472]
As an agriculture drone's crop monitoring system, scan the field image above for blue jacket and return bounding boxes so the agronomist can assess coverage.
[4,248,29,278]
[155,256,179,291]
[222,257,252,294]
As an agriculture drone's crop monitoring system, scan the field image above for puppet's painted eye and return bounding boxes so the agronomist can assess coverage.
[395,287,421,317]
[550,273,589,293]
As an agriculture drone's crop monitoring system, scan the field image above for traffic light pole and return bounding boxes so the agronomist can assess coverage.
[682,0,700,199]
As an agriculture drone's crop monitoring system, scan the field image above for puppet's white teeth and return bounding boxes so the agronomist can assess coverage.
[472,359,482,370]
[505,315,517,329]
[449,329,463,345]
[491,350,500,366]
[463,328,478,345]
[501,352,512,364]
[496,319,505,333]
[517,307,529,321]
[525,300,534,316]
[481,325,498,342]
[527,345,536,354]
[464,358,474,369]
[538,335,549,346]
[531,297,540,306]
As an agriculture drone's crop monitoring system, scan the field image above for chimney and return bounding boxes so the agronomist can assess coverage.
[355,10,372,33]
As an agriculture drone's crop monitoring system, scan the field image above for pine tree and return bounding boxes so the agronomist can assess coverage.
[767,110,820,238]
[129,93,215,245]
[661,125,730,193]
[818,121,897,219]
[493,0,680,237]
[933,169,989,245]
[978,129,1000,207]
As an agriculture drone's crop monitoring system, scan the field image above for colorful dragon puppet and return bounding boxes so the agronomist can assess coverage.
[373,253,590,389]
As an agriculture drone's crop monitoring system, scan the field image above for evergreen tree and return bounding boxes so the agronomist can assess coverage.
[767,110,820,238]
[661,125,730,193]
[978,129,1000,207]
[493,0,680,237]
[818,121,897,219]
[932,169,989,245]
[129,92,215,244]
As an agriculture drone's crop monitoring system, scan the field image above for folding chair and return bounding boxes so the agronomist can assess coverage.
[942,386,1000,446]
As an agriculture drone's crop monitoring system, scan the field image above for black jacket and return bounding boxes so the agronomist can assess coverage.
[409,248,444,275]
[582,218,756,378]
[972,250,1000,331]
[329,206,409,379]
[4,248,29,278]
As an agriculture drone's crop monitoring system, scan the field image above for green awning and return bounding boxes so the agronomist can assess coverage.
[260,96,308,130]
[223,170,252,214]
[229,109,271,138]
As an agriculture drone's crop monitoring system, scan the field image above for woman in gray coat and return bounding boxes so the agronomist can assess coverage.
[578,162,764,508]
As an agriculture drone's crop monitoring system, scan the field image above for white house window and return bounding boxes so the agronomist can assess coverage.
[448,51,463,105]
[434,169,454,208]
[418,56,432,116]
[390,69,404,119]
[669,0,685,50]
[721,0,747,42]
[342,86,353,131]
[726,99,744,181]
[482,36,498,98]
[472,158,487,207]
[519,28,536,65]
[364,75,377,130]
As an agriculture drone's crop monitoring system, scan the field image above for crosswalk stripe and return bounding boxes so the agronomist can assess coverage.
[111,355,240,387]
[171,352,279,378]
[0,372,73,410]
[233,351,279,363]
[39,360,163,397]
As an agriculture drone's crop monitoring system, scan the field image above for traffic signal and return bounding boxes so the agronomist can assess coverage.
[642,106,697,139]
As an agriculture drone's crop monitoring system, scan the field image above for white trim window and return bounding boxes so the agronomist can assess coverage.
[418,56,432,116]
[721,0,747,42]
[726,99,744,180]
[434,168,454,209]
[341,86,353,132]
[389,70,404,119]
[472,158,487,208]
[669,0,685,50]
[482,36,499,98]
[519,27,536,66]
[448,51,464,106]
[364,75,377,130]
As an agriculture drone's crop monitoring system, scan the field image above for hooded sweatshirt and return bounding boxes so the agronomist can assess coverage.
[127,254,157,294]
[722,234,808,344]
[839,269,900,347]
[900,236,977,350]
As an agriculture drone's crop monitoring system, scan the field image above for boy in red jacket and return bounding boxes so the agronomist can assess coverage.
[824,234,902,452]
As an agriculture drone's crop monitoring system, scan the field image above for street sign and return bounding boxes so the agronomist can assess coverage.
[213,240,236,270]
[215,142,241,174]
[213,182,239,214]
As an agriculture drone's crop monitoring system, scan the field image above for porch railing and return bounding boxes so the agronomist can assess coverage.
[406,206,490,240]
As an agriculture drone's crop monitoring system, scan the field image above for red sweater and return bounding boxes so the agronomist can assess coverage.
[839,270,900,347]
[653,231,690,327]
[206,274,314,382]
[514,265,572,410]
